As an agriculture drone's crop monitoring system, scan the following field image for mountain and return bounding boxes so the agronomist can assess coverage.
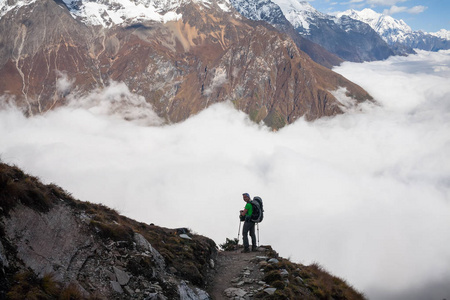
[0,0,372,129]
[229,0,343,68]
[337,9,450,52]
[0,162,367,299]
[250,0,400,62]
[428,29,450,40]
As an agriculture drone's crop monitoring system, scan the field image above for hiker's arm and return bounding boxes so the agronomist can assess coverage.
[240,209,248,216]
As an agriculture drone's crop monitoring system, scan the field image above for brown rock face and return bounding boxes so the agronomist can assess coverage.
[0,0,372,128]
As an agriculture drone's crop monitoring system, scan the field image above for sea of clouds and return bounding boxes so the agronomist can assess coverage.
[1,50,449,300]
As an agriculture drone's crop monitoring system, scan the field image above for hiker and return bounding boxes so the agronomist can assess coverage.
[240,193,257,253]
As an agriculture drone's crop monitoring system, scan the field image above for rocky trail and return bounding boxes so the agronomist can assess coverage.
[207,247,277,299]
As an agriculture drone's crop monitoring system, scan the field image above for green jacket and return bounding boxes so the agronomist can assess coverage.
[245,202,253,217]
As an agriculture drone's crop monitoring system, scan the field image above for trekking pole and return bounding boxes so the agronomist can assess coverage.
[237,220,242,243]
[257,223,260,246]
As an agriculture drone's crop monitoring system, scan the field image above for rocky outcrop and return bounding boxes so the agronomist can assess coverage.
[0,0,372,129]
[207,247,366,299]
[0,162,216,299]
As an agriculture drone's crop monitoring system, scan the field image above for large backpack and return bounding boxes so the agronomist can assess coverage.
[250,196,264,223]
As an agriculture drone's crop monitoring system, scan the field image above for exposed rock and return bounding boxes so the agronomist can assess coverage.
[0,241,8,268]
[178,280,211,300]
[268,258,279,264]
[280,269,289,277]
[134,232,154,252]
[264,287,277,295]
[133,232,166,270]
[180,234,193,240]
[113,266,131,285]
[3,205,96,281]
[224,287,247,297]
[111,281,124,293]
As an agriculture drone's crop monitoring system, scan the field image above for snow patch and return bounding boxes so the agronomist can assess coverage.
[0,0,37,18]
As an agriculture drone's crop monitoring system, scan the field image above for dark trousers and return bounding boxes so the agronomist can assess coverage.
[242,220,256,250]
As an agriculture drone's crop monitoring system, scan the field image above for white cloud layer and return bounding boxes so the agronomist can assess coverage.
[1,50,450,300]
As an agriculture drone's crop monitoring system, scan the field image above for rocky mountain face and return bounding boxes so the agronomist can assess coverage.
[0,162,216,299]
[259,0,401,62]
[0,163,367,299]
[337,8,450,52]
[229,0,343,68]
[0,0,372,129]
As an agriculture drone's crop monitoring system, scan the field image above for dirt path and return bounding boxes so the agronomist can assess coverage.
[207,249,268,299]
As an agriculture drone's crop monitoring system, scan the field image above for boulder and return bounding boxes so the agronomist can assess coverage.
[264,287,277,295]
[224,287,247,297]
[113,266,130,285]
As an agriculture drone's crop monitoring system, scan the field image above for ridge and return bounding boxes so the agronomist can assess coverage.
[0,161,366,299]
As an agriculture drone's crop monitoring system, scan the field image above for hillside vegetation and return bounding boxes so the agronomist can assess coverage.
[0,162,365,299]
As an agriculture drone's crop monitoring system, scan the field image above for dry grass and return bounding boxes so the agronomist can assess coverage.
[255,251,366,300]
[6,271,88,300]
[298,262,366,300]
[0,163,54,214]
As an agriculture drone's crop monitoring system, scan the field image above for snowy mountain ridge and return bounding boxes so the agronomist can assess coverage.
[336,8,412,44]
[428,29,450,40]
[0,0,232,27]
[237,0,396,62]
[270,0,328,34]
[336,8,450,46]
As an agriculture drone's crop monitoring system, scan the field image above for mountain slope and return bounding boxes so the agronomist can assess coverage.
[229,0,343,68]
[0,162,216,299]
[266,0,399,62]
[0,0,372,129]
[337,8,450,52]
[0,161,366,299]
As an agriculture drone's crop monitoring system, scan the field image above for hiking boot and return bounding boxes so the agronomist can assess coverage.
[241,248,250,253]
[252,246,258,252]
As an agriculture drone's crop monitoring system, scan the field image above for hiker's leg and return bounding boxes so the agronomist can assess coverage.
[249,222,256,249]
[242,221,250,250]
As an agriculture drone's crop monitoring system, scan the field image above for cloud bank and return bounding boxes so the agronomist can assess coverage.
[1,50,450,300]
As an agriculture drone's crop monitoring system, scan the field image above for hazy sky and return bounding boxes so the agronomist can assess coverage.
[308,0,450,32]
[1,50,450,299]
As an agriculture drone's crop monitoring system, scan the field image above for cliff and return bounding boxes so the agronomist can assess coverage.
[0,162,365,299]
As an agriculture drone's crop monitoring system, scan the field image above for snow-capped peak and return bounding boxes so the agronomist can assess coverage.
[270,0,325,33]
[336,8,412,43]
[427,29,450,41]
[0,0,36,18]
[1,0,232,27]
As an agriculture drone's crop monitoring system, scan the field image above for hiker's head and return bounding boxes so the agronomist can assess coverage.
[242,193,250,202]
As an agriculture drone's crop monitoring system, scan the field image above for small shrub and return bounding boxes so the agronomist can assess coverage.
[41,273,60,296]
[219,238,238,251]
[59,282,83,300]
[90,220,134,243]
[179,261,202,286]
[271,280,286,289]
[264,270,282,285]
[7,271,60,300]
